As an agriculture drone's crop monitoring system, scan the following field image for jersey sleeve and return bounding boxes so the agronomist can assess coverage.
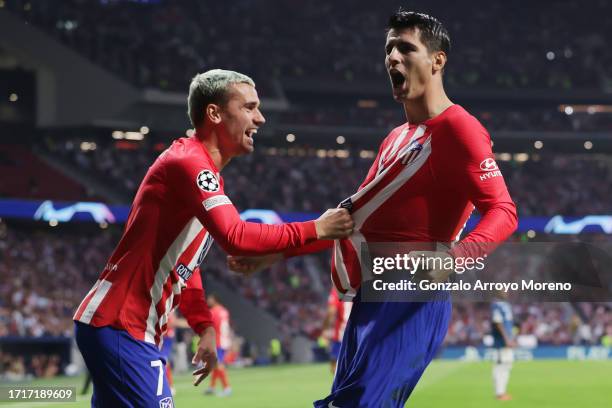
[284,238,333,258]
[167,155,318,256]
[436,117,518,259]
[178,267,214,334]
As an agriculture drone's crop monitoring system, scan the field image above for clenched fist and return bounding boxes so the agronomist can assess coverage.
[314,208,354,240]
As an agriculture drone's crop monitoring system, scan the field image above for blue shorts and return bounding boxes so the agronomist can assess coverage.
[160,337,174,362]
[314,295,451,408]
[216,347,226,364]
[330,341,342,360]
[75,322,173,408]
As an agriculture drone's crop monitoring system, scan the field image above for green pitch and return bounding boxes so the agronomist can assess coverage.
[8,360,612,407]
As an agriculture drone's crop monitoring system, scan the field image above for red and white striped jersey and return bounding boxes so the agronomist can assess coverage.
[74,135,318,346]
[327,289,352,342]
[287,105,517,299]
[211,304,231,349]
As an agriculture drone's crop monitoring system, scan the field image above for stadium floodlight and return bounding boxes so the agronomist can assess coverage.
[124,132,144,141]
[513,153,529,162]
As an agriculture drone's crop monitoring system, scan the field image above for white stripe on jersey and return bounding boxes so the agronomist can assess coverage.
[355,126,427,205]
[157,292,175,349]
[78,280,112,324]
[333,243,356,300]
[333,134,432,295]
[348,231,368,278]
[187,232,210,271]
[354,137,432,228]
[144,217,203,344]
[378,128,409,174]
[74,280,102,321]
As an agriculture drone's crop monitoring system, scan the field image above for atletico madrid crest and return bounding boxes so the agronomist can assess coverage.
[400,141,423,165]
[159,397,173,408]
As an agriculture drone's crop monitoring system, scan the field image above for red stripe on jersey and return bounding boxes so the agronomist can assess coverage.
[339,240,362,289]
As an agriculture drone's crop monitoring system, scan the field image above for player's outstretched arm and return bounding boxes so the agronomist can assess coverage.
[168,157,353,256]
[227,208,355,275]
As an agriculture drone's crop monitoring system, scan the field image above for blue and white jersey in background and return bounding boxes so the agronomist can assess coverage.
[491,301,513,348]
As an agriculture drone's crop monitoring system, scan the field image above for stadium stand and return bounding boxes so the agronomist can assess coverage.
[0,145,98,201]
[36,139,612,216]
[5,0,610,91]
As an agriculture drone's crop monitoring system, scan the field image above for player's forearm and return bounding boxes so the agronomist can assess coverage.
[451,202,517,259]
[215,220,319,256]
[179,288,214,333]
[198,326,216,341]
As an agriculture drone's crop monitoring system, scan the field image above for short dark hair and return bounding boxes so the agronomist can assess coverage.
[387,10,451,56]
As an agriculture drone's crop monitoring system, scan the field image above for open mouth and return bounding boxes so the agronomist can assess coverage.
[245,129,257,143]
[389,70,406,88]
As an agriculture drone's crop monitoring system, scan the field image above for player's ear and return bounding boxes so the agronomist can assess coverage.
[206,104,223,125]
[431,51,447,75]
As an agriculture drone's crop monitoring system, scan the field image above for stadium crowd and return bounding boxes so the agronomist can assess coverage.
[1,222,610,343]
[0,351,61,381]
[280,106,612,133]
[447,302,612,347]
[6,0,610,91]
[43,138,612,217]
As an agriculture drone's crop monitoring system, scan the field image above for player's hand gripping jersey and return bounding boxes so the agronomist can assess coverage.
[74,136,318,346]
